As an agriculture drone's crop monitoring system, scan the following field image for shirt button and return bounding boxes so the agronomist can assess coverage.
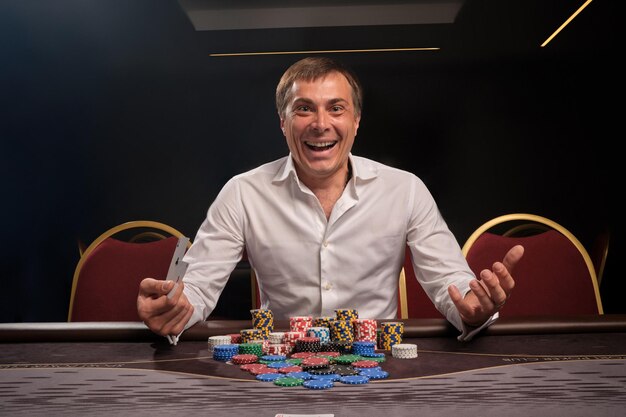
[323,241,329,247]
[323,282,332,291]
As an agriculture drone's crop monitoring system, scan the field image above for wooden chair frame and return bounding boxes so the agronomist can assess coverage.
[461,213,603,314]
[68,220,189,321]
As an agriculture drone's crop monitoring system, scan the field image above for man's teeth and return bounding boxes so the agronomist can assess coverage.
[306,141,336,148]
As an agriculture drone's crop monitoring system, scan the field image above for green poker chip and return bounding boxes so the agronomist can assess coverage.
[273,376,304,387]
[334,354,363,365]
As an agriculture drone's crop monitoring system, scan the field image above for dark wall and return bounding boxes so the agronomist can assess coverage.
[0,1,619,322]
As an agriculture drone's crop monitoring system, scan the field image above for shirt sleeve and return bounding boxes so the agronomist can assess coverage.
[180,178,247,328]
[404,175,492,338]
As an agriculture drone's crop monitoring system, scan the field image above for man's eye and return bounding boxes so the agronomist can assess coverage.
[330,105,344,113]
[296,105,311,112]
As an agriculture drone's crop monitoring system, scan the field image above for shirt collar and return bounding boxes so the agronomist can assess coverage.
[273,153,379,184]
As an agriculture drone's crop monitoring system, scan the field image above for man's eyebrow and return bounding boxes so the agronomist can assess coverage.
[328,98,349,105]
[293,97,314,104]
[293,97,348,105]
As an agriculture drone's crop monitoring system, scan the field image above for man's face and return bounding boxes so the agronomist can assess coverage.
[280,71,360,184]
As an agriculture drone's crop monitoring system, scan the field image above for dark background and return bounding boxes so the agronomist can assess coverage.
[0,0,619,322]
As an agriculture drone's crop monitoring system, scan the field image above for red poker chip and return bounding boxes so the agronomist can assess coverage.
[317,351,340,357]
[240,363,267,372]
[290,352,316,359]
[250,367,278,376]
[278,365,303,374]
[299,337,320,343]
[232,354,258,365]
[302,357,330,367]
[352,360,379,368]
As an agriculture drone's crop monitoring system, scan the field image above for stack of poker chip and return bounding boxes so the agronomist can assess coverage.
[240,328,263,343]
[307,326,331,344]
[353,318,377,342]
[267,343,289,356]
[328,319,354,346]
[335,308,358,326]
[283,331,305,354]
[208,335,232,354]
[391,343,418,359]
[212,344,239,361]
[352,340,385,361]
[379,322,404,350]
[238,342,264,357]
[295,336,321,353]
[335,308,359,340]
[249,339,270,354]
[313,316,335,328]
[289,316,313,333]
[351,341,376,357]
[227,333,242,344]
[250,308,274,339]
[269,332,285,344]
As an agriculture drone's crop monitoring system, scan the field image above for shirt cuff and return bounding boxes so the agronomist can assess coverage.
[184,305,203,331]
[457,311,499,342]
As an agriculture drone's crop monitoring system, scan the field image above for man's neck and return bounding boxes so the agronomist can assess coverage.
[298,164,351,193]
[296,163,351,219]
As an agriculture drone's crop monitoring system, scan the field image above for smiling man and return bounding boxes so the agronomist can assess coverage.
[137,57,523,342]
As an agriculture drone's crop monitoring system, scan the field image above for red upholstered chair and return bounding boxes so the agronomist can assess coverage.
[398,246,444,319]
[461,213,603,317]
[68,221,189,322]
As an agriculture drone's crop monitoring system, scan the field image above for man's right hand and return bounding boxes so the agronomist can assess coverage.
[137,278,194,337]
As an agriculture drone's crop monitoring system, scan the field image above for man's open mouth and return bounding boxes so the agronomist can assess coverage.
[305,141,337,151]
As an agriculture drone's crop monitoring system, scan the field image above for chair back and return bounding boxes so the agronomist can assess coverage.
[68,221,188,321]
[462,214,603,316]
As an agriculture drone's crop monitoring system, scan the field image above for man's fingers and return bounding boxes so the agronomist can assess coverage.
[139,278,174,298]
[502,244,524,273]
[447,284,463,304]
[480,268,508,306]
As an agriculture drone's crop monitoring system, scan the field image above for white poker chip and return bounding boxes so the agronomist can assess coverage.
[391,343,418,359]
[208,335,232,353]
[269,332,285,344]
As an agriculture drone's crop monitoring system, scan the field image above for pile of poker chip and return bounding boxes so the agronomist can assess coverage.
[206,308,415,390]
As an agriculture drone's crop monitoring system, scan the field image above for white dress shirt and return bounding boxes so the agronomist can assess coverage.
[182,154,496,340]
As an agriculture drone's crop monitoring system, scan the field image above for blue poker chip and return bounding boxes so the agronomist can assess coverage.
[311,373,341,382]
[340,375,370,385]
[352,341,376,347]
[260,354,287,362]
[286,371,313,380]
[361,352,385,358]
[303,379,334,390]
[256,373,284,382]
[359,369,389,380]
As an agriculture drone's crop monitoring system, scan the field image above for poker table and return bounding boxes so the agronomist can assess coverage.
[2,315,626,417]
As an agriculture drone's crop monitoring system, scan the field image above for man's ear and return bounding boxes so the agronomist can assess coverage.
[279,115,286,135]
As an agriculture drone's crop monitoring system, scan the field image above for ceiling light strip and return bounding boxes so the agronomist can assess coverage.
[209,47,439,57]
[541,0,593,47]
